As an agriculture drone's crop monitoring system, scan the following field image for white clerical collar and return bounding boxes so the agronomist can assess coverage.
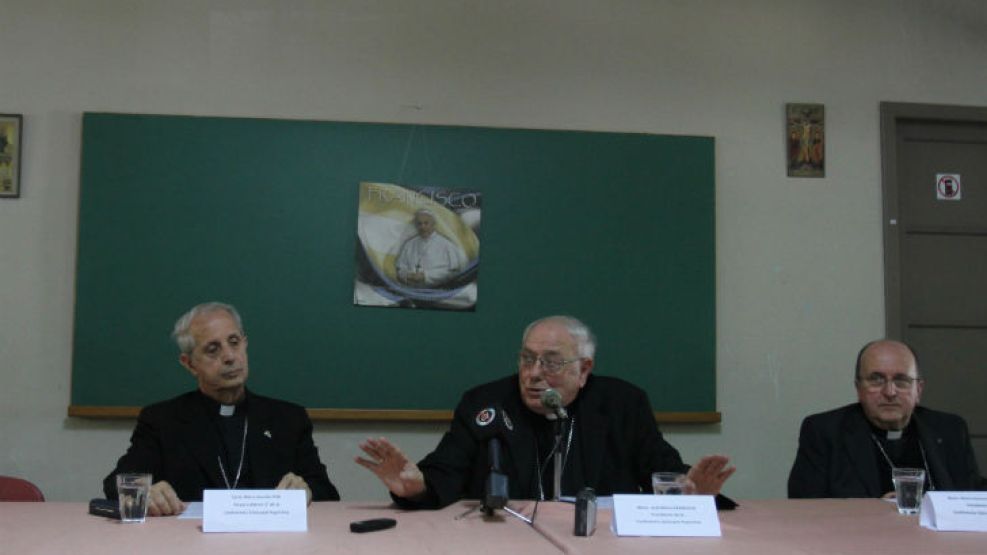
[219,404,236,417]
[886,429,903,440]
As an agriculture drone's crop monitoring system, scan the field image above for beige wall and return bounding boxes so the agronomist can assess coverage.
[1,0,985,502]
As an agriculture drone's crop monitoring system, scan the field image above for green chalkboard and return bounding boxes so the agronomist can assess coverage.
[71,113,716,419]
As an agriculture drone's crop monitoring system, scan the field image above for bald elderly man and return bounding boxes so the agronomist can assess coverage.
[788,339,986,498]
[357,315,735,509]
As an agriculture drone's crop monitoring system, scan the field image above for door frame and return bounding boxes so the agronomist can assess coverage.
[879,102,987,337]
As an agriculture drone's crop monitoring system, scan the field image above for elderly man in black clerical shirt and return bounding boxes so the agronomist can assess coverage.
[788,339,986,498]
[356,315,735,508]
[104,302,339,515]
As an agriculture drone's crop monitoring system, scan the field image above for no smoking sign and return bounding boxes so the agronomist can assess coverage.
[936,173,961,201]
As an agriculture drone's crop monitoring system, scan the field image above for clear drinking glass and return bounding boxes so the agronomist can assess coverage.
[651,472,696,495]
[116,473,152,523]
[891,468,925,515]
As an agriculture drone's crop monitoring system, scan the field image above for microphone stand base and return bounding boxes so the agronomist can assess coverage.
[502,505,533,525]
[455,504,485,520]
[454,502,534,526]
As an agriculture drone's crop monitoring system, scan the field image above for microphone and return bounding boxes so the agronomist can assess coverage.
[471,406,512,514]
[540,388,568,419]
[470,405,514,440]
[540,389,568,500]
[484,437,508,511]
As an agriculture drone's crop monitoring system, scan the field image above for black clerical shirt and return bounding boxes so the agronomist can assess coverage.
[196,391,253,489]
[870,420,931,494]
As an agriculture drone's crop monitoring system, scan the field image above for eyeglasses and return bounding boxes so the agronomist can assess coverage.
[518,352,581,375]
[857,373,921,391]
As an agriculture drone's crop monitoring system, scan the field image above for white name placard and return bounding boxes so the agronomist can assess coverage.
[203,489,307,533]
[920,491,987,532]
[611,494,721,537]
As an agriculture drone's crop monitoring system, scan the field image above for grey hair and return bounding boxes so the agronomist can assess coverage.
[522,315,597,359]
[172,302,244,355]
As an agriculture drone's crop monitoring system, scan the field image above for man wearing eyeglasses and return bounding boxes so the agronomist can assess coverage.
[357,315,735,508]
[788,339,985,498]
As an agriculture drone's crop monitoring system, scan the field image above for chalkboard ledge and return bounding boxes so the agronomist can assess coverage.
[68,405,721,424]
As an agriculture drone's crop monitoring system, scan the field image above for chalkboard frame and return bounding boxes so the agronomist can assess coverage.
[70,113,718,423]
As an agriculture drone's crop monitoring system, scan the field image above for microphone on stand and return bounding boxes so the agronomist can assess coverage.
[540,388,569,501]
[465,406,513,515]
[484,437,508,513]
[456,405,532,525]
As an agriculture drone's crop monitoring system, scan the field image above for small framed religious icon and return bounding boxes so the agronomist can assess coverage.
[786,103,824,178]
[0,114,23,198]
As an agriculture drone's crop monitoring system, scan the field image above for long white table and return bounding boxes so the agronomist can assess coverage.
[0,501,557,555]
[2,499,984,554]
[531,498,987,554]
